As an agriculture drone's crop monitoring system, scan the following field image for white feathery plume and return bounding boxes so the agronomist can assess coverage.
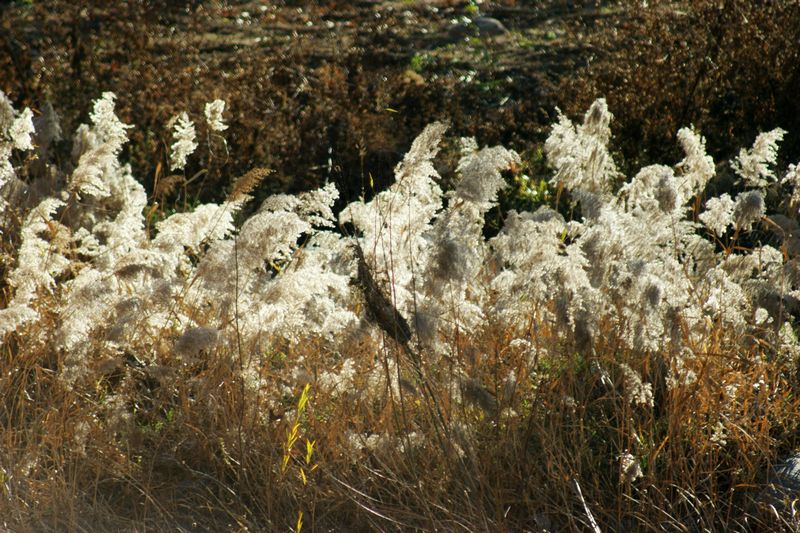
[204,99,228,132]
[545,98,620,197]
[0,91,35,214]
[675,126,715,198]
[733,128,786,188]
[169,111,198,171]
[88,92,131,154]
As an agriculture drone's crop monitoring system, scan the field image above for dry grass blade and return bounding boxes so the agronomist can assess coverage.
[572,478,601,533]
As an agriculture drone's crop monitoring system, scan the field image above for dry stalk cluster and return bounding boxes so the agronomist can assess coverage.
[2,91,800,530]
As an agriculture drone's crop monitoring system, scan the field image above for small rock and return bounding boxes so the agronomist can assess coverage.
[758,452,800,521]
[445,15,509,43]
[473,16,508,37]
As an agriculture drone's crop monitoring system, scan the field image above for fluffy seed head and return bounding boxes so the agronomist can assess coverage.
[733,190,765,231]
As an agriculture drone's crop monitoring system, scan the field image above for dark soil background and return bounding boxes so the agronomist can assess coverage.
[2,0,799,210]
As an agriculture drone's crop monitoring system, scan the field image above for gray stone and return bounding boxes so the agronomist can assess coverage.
[758,452,800,525]
[473,16,508,37]
[444,15,509,44]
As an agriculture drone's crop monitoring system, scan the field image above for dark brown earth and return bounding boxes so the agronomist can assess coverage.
[2,0,798,211]
[1,0,618,207]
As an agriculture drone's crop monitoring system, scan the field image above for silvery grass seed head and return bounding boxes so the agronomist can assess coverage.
[733,190,765,231]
